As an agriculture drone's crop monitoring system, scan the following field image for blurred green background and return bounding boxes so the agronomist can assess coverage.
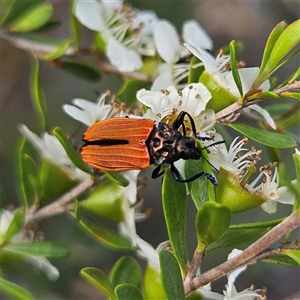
[1,1,299,299]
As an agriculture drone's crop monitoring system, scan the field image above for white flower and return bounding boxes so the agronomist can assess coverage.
[63,91,126,126]
[246,164,296,213]
[152,19,213,90]
[223,249,261,300]
[184,43,276,129]
[135,235,161,271]
[209,137,261,176]
[182,19,213,52]
[18,125,89,182]
[0,209,59,281]
[117,170,140,246]
[137,83,211,123]
[74,0,157,72]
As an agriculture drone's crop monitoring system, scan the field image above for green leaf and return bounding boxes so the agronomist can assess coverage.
[266,20,300,74]
[117,79,148,105]
[258,22,287,77]
[78,217,135,250]
[186,292,203,300]
[227,122,296,148]
[30,56,47,130]
[280,92,300,100]
[229,40,243,97]
[81,267,116,300]
[115,284,144,300]
[143,265,166,300]
[24,154,41,205]
[81,180,124,222]
[8,3,53,32]
[43,39,73,60]
[39,159,78,201]
[159,250,185,300]
[4,241,69,257]
[70,12,81,48]
[201,71,237,112]
[2,209,24,245]
[188,56,204,84]
[105,171,130,187]
[110,256,142,288]
[262,254,300,266]
[162,168,188,273]
[17,138,40,209]
[1,0,43,26]
[206,226,270,254]
[0,277,34,300]
[59,58,102,82]
[185,159,208,210]
[293,151,300,209]
[53,127,90,174]
[281,249,300,265]
[195,202,231,252]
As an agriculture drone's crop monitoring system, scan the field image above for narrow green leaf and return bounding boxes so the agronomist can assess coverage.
[228,122,296,148]
[78,217,135,250]
[4,241,69,257]
[59,58,102,82]
[70,12,81,48]
[293,151,300,209]
[110,256,142,288]
[23,154,41,204]
[17,138,39,209]
[195,202,231,252]
[186,292,204,300]
[117,79,148,105]
[266,19,300,73]
[0,277,34,300]
[2,210,24,244]
[115,284,144,300]
[105,171,130,187]
[230,40,243,97]
[81,180,124,222]
[188,56,204,84]
[144,266,166,299]
[1,0,43,26]
[53,127,90,174]
[159,250,185,300]
[258,22,287,76]
[281,249,300,265]
[39,159,78,200]
[185,159,208,210]
[206,227,270,254]
[30,56,47,130]
[162,168,188,273]
[43,39,73,60]
[8,3,53,32]
[247,91,280,100]
[280,92,300,100]
[230,218,284,229]
[262,254,299,266]
[81,267,116,300]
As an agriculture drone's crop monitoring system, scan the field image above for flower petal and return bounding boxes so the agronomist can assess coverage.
[182,19,213,51]
[74,0,105,31]
[245,104,276,130]
[107,38,142,72]
[62,104,92,126]
[154,20,180,64]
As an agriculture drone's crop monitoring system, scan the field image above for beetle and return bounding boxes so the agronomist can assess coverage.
[81,111,223,185]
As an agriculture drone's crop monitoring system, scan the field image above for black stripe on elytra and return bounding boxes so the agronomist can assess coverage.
[83,139,129,147]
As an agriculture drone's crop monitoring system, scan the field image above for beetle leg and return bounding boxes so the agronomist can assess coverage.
[171,163,217,185]
[151,166,165,179]
[173,111,197,137]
